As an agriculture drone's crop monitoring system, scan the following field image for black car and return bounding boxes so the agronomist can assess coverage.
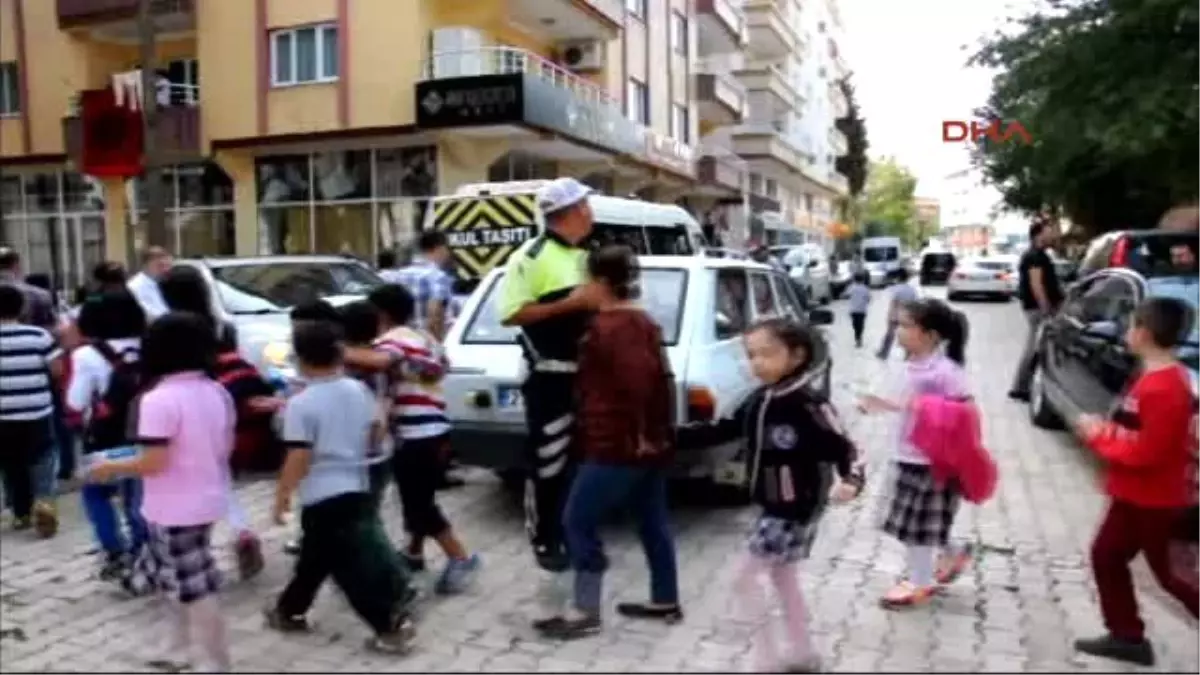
[1027,267,1198,429]
[919,251,957,285]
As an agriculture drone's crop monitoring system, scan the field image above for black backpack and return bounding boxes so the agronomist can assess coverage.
[83,341,142,452]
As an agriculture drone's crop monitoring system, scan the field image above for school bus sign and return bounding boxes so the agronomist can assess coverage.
[942,120,1032,145]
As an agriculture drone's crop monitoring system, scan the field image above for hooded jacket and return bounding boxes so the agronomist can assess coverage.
[680,366,864,522]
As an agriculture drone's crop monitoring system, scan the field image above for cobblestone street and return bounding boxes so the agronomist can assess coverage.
[1,290,1196,673]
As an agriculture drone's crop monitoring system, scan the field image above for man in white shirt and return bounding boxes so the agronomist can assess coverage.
[126,246,172,320]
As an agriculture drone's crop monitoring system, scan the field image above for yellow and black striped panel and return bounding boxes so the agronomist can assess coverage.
[430,195,539,278]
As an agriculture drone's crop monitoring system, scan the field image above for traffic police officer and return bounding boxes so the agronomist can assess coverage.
[497,177,598,622]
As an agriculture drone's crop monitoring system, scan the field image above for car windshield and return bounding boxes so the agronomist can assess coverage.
[210,261,384,314]
[863,247,898,262]
[463,268,688,345]
[1146,276,1199,367]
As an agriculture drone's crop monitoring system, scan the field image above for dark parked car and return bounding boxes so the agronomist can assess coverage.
[1027,267,1198,429]
[1077,229,1199,278]
[919,251,957,285]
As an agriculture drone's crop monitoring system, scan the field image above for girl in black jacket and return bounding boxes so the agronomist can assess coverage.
[681,317,864,673]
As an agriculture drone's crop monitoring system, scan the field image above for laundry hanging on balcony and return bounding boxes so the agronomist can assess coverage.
[79,87,144,179]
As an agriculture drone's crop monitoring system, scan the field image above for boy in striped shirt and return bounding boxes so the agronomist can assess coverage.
[365,284,480,594]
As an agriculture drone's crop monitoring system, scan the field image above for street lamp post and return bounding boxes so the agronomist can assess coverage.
[138,0,168,253]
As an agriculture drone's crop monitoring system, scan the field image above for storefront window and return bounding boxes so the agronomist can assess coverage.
[257,147,438,257]
[0,172,108,292]
[132,162,235,257]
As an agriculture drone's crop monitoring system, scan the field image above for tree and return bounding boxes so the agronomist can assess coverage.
[834,75,870,198]
[970,0,1199,234]
[862,158,920,246]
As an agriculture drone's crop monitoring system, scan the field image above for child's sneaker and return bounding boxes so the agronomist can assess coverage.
[434,554,480,595]
[263,605,312,633]
[98,551,130,581]
[783,655,824,673]
[235,532,265,580]
[366,618,415,655]
[879,580,935,609]
[935,542,974,585]
[32,501,57,538]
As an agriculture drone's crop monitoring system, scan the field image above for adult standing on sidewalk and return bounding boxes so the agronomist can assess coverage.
[1009,221,1063,401]
[126,247,172,321]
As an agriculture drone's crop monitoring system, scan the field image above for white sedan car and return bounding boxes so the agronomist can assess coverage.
[442,255,833,490]
[947,257,1016,301]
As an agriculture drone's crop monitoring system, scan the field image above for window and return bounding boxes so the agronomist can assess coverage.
[625,0,647,19]
[271,24,339,86]
[749,271,777,318]
[670,103,689,143]
[670,11,688,55]
[749,173,763,195]
[771,273,806,320]
[0,62,19,116]
[464,269,688,345]
[803,193,814,212]
[715,269,749,339]
[210,260,382,313]
[765,179,778,199]
[626,78,649,125]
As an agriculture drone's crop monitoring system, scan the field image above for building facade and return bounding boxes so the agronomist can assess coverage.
[0,0,849,285]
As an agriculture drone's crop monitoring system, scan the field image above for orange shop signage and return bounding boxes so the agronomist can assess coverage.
[942,120,1031,145]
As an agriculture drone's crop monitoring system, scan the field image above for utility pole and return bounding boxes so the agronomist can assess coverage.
[138,0,168,253]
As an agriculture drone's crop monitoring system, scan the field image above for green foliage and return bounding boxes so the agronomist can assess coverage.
[970,0,1199,234]
[862,158,921,246]
[834,75,870,198]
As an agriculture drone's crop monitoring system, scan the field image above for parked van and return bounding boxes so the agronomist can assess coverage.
[423,180,706,280]
[860,236,903,286]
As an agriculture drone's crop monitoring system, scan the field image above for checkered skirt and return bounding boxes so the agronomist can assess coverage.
[747,514,821,565]
[125,523,221,603]
[879,462,961,546]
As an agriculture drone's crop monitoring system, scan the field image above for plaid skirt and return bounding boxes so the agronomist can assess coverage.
[125,523,222,603]
[747,514,821,565]
[880,462,961,546]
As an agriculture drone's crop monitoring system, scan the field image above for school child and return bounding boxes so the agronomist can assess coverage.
[545,245,679,640]
[338,300,395,511]
[87,312,235,672]
[159,265,270,580]
[365,284,480,592]
[66,291,150,579]
[681,317,864,671]
[858,298,975,608]
[846,272,871,348]
[1069,297,1199,665]
[265,320,416,654]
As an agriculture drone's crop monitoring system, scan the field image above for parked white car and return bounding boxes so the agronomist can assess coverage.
[947,256,1016,301]
[772,244,833,305]
[441,255,834,490]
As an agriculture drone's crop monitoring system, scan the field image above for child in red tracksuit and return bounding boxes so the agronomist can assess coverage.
[1071,297,1199,666]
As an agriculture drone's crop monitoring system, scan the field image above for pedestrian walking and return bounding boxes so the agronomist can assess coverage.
[126,247,173,321]
[846,272,870,348]
[67,291,149,579]
[0,247,58,330]
[859,299,975,608]
[540,246,679,640]
[366,284,480,591]
[0,284,64,538]
[1008,222,1062,400]
[265,320,416,654]
[158,265,267,580]
[1069,298,1199,666]
[877,268,918,360]
[87,312,234,672]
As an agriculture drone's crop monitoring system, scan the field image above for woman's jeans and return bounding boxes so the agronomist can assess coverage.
[81,473,148,556]
[562,463,679,615]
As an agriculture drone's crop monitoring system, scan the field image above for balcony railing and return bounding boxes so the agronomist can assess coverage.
[57,0,193,28]
[422,47,620,115]
[68,82,200,115]
[579,0,624,25]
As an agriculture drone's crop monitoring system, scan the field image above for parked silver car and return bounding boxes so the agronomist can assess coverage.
[174,255,385,374]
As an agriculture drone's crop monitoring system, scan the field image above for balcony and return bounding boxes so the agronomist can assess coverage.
[694,61,746,126]
[416,48,694,175]
[57,0,194,32]
[731,122,804,175]
[743,0,796,58]
[736,60,798,115]
[693,139,746,196]
[508,0,622,41]
[696,0,746,55]
[63,83,202,166]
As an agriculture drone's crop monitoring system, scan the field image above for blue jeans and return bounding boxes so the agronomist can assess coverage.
[562,463,679,614]
[81,476,148,555]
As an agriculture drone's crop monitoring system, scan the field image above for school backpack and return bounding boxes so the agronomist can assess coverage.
[84,341,142,452]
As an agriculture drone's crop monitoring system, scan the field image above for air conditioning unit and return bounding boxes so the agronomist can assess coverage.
[559,40,606,72]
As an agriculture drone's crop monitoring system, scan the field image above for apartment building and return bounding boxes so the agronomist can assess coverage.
[0,0,713,285]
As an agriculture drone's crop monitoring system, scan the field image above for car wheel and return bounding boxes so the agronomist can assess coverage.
[1029,361,1064,429]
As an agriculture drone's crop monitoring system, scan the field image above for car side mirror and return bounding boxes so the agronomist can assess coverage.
[808,309,834,326]
[715,312,738,338]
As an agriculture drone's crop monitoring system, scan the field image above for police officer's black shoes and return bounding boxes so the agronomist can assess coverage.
[615,602,684,624]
